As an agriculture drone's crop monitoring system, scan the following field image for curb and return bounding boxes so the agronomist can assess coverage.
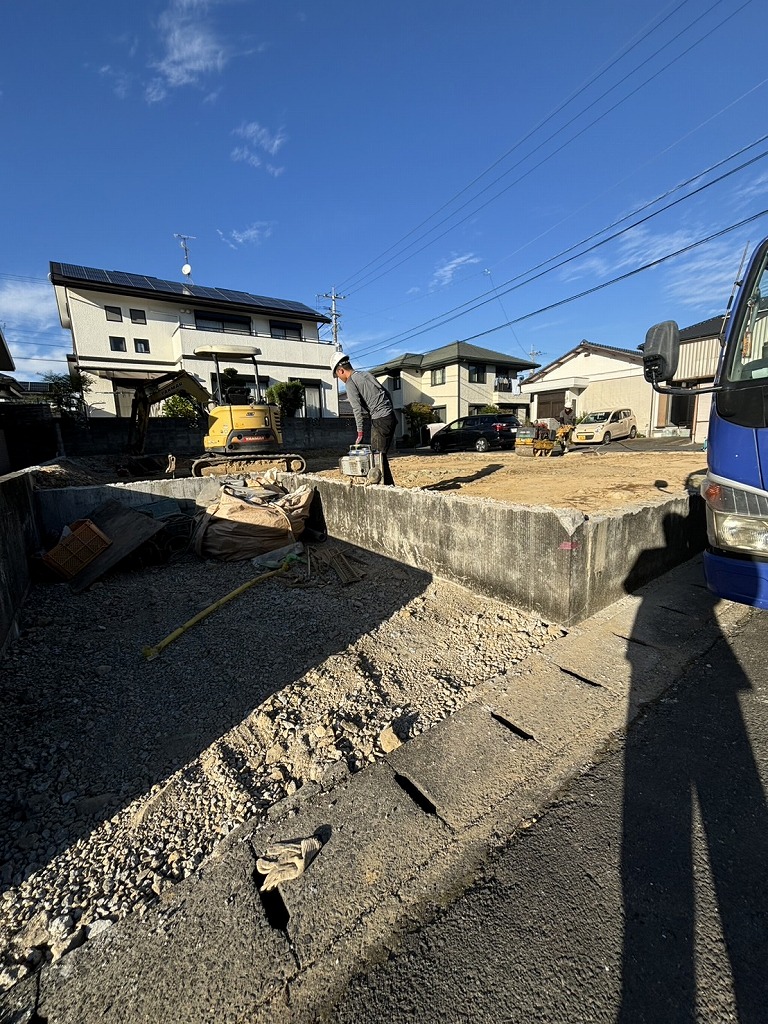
[0,556,752,1024]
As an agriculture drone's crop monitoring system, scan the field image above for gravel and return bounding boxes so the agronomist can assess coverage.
[0,539,564,991]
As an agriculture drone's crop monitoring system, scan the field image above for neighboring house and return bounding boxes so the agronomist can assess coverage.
[520,325,725,442]
[49,262,333,419]
[370,342,538,438]
[521,339,650,430]
[0,374,25,402]
[0,325,15,376]
[664,316,726,444]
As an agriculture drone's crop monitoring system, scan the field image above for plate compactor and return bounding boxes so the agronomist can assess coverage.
[338,444,384,484]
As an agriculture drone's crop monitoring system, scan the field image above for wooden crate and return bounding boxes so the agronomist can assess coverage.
[42,520,112,579]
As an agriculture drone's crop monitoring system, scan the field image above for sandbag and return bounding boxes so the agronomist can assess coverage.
[192,483,315,562]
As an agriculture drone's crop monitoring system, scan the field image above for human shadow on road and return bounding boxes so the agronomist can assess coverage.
[619,510,768,1022]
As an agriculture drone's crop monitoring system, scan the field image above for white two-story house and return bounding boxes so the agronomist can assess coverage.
[50,262,334,418]
[370,342,538,437]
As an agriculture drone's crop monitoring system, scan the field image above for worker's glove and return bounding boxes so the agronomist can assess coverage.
[256,837,322,891]
[356,431,364,444]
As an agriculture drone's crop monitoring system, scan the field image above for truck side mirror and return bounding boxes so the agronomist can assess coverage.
[643,320,680,384]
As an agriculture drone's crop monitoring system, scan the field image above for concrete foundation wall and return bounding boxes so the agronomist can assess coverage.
[287,476,707,625]
[0,471,41,654]
[32,474,707,627]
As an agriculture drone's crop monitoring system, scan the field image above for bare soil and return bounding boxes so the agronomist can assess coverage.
[329,448,708,515]
[29,448,707,515]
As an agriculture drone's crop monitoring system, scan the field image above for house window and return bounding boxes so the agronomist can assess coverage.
[431,406,446,422]
[109,336,127,352]
[269,320,302,341]
[195,312,252,335]
[134,339,150,354]
[105,306,122,322]
[469,364,486,384]
[392,373,402,391]
[130,309,147,324]
[431,367,446,386]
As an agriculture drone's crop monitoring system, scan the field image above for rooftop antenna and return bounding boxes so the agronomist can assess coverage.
[174,233,196,283]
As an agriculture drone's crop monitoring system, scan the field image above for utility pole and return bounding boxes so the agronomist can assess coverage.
[319,288,347,349]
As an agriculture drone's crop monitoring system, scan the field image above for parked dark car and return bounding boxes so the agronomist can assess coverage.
[431,414,519,453]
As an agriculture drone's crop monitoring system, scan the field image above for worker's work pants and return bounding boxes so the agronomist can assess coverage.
[371,413,397,485]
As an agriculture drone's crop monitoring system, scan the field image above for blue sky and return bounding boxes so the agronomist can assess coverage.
[3,0,768,379]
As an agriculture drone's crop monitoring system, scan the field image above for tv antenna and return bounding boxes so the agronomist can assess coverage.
[174,233,196,280]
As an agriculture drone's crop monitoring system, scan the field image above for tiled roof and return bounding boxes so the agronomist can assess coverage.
[679,315,727,341]
[371,341,538,375]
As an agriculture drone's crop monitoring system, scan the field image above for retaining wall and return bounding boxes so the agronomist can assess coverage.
[0,471,40,655]
[283,476,707,625]
[32,473,707,627]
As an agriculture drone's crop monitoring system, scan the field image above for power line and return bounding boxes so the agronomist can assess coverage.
[338,0,748,295]
[349,135,768,358]
[458,208,768,344]
[335,0,696,293]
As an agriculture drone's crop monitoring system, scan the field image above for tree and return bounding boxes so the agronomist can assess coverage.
[41,371,94,417]
[479,404,500,414]
[404,402,437,446]
[162,395,199,421]
[265,380,305,417]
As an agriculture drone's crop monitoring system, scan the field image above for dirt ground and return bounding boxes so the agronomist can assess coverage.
[336,448,708,514]
[28,447,708,515]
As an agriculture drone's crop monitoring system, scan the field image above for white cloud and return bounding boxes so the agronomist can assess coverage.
[145,0,228,103]
[217,222,273,249]
[233,122,286,156]
[231,122,288,175]
[430,253,481,289]
[230,145,261,169]
[0,280,70,378]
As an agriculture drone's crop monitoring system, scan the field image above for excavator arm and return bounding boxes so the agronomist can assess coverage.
[125,370,211,454]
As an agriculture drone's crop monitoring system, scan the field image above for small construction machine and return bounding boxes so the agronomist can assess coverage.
[125,345,307,475]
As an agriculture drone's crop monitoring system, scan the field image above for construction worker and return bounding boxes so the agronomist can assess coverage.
[331,352,396,485]
[558,405,576,452]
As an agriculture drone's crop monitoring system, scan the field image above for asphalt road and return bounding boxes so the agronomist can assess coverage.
[324,608,768,1024]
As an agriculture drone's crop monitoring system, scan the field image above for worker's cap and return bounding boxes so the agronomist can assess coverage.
[564,405,572,410]
[330,351,351,375]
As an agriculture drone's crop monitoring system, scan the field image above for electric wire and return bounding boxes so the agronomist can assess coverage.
[342,0,752,297]
[457,207,768,344]
[336,0,695,293]
[338,0,748,295]
[350,139,768,357]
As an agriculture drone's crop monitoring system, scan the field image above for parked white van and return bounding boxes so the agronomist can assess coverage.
[571,408,637,445]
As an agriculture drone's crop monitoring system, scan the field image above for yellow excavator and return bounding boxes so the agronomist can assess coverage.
[125,344,307,475]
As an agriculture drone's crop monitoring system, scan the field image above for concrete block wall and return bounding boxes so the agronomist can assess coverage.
[0,471,40,655]
[58,416,355,457]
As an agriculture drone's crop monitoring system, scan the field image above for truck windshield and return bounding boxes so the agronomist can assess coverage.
[724,248,768,383]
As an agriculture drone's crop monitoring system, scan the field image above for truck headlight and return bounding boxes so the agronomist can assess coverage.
[701,477,768,554]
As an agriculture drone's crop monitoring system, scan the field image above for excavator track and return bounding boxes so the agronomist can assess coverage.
[191,453,307,477]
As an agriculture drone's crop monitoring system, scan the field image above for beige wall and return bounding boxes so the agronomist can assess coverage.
[522,350,657,434]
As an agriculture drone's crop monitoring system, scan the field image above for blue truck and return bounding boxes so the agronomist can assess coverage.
[643,237,768,609]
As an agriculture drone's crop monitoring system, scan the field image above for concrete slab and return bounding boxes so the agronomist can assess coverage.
[237,762,452,967]
[383,701,537,830]
[480,659,621,751]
